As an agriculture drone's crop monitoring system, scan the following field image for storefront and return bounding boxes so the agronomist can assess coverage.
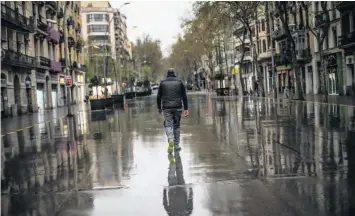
[324,52,343,95]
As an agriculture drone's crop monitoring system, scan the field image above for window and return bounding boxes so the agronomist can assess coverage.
[261,19,265,32]
[8,30,16,51]
[262,40,266,52]
[17,32,25,54]
[87,14,108,23]
[88,25,108,33]
[333,28,337,47]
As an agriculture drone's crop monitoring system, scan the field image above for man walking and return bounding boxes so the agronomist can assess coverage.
[157,68,189,154]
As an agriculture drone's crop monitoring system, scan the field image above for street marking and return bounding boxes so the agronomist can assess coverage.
[1,113,69,136]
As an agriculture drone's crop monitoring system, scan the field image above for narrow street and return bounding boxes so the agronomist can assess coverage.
[1,93,355,216]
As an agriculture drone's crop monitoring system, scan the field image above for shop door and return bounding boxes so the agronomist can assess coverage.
[328,73,338,95]
[52,90,57,108]
[37,84,45,110]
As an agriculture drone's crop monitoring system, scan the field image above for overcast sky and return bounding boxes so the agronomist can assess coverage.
[110,1,193,57]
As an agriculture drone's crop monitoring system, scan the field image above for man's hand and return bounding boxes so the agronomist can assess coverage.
[183,110,189,117]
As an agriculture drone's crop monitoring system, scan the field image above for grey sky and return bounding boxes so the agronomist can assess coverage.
[110,1,193,57]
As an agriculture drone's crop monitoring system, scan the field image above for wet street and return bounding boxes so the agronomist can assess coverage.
[2,93,355,216]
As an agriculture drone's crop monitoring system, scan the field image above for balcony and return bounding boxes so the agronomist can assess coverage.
[36,15,48,33]
[235,51,252,63]
[273,28,287,41]
[68,36,75,48]
[50,61,62,72]
[67,16,74,26]
[1,4,34,32]
[57,8,64,19]
[37,56,51,68]
[75,23,81,33]
[336,2,355,12]
[48,27,59,44]
[296,48,312,63]
[1,49,36,68]
[79,64,88,72]
[338,31,355,48]
[75,40,83,52]
[314,12,327,28]
[72,61,78,69]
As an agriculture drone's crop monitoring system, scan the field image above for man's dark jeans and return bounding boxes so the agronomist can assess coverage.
[163,109,182,148]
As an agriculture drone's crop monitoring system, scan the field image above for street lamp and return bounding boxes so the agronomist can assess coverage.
[102,2,131,102]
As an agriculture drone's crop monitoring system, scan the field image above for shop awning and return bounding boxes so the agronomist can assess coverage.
[276,65,292,71]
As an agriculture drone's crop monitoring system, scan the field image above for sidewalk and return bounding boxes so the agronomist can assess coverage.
[260,93,355,106]
[1,104,89,135]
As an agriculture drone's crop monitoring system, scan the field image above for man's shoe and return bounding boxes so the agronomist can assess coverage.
[168,140,174,154]
[174,145,181,152]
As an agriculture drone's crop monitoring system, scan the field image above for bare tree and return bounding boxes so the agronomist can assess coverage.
[275,1,305,100]
[301,1,330,101]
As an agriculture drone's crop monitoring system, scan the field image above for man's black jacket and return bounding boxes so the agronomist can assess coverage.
[157,74,188,110]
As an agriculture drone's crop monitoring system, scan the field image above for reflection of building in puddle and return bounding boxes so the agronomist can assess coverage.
[1,116,92,216]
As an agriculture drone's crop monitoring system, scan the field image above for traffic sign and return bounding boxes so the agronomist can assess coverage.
[65,75,72,87]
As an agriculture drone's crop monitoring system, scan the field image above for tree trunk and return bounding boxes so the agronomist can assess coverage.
[238,30,247,94]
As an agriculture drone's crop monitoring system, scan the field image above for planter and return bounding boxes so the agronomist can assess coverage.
[105,97,114,109]
[112,94,124,104]
[125,92,136,99]
[90,98,106,110]
[216,88,230,96]
[136,91,151,97]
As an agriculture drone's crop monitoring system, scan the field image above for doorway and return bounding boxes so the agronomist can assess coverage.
[1,73,8,116]
[45,76,51,109]
[328,72,338,95]
[25,76,32,112]
[13,75,21,114]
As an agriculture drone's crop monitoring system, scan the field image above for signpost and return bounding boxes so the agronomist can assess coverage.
[65,75,72,87]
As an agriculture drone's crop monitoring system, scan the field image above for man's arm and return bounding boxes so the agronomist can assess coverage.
[157,82,163,110]
[180,82,188,110]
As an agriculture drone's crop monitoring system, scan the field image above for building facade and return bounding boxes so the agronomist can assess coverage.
[337,2,355,96]
[81,1,117,58]
[81,1,131,94]
[1,1,85,118]
[57,1,86,106]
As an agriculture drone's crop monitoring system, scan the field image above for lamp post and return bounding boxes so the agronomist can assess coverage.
[61,3,73,116]
[102,2,131,104]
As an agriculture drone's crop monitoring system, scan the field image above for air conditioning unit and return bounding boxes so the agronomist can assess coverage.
[346,55,354,65]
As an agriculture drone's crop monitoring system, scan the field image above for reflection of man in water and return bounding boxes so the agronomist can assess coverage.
[163,153,193,215]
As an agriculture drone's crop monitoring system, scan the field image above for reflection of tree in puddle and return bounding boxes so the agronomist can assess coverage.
[163,153,193,216]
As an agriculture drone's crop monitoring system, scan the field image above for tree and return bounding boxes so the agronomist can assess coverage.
[275,1,307,100]
[192,1,262,94]
[132,35,163,82]
[301,1,330,100]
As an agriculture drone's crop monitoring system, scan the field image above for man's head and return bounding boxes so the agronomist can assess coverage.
[167,68,176,77]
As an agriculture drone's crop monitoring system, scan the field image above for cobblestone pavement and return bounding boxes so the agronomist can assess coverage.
[1,93,355,215]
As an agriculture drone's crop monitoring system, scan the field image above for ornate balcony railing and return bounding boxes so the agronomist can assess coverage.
[50,61,62,72]
[338,31,355,48]
[1,49,36,68]
[37,15,48,32]
[272,28,287,41]
[1,4,34,32]
[48,27,59,43]
[39,56,51,68]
